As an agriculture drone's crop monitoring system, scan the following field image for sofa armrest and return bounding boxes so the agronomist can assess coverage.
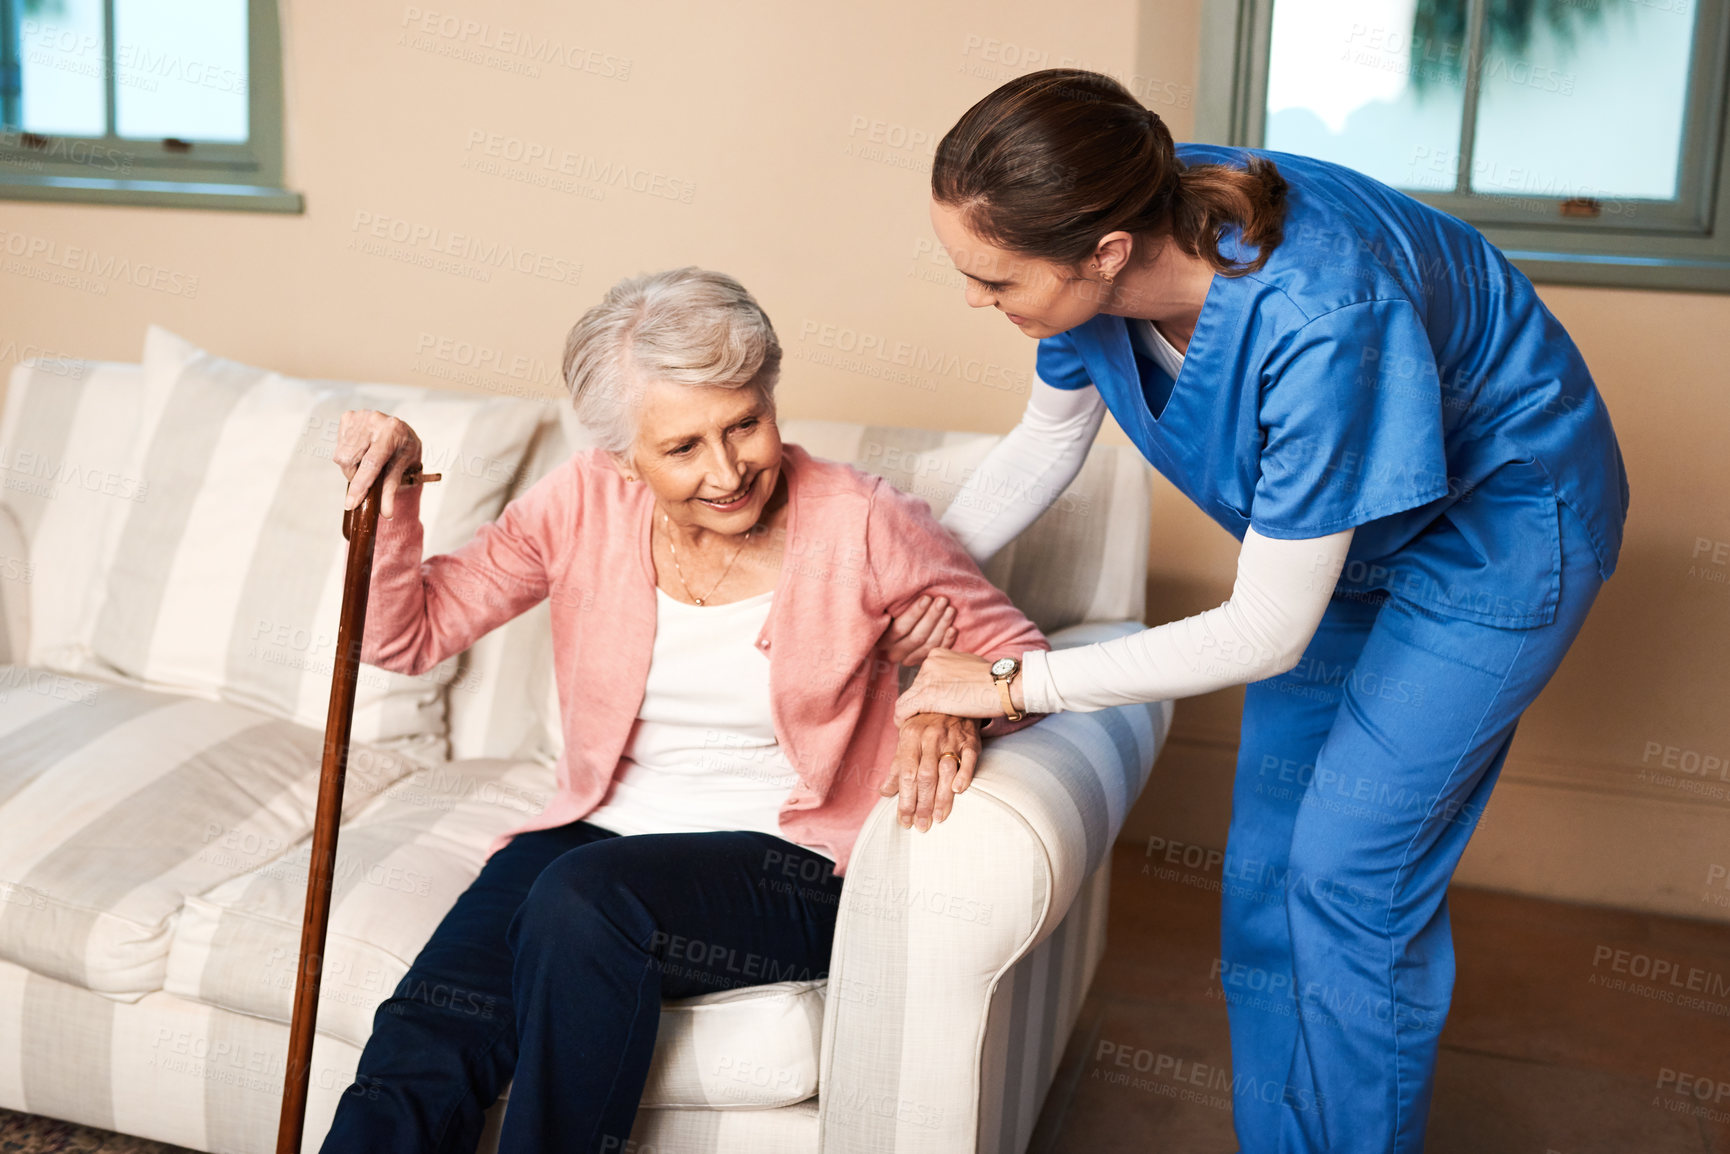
[817,619,1173,1151]
[0,503,29,666]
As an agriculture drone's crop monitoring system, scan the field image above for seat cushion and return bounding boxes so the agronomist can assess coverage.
[0,670,425,997]
[164,755,825,1109]
[164,756,557,1046]
[83,326,549,750]
[641,980,824,1108]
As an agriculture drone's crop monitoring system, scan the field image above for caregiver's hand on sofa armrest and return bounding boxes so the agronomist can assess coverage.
[878,712,980,832]
[893,647,1027,725]
[333,409,425,519]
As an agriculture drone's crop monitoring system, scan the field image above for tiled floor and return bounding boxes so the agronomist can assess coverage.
[6,842,1729,1152]
[1028,842,1730,1154]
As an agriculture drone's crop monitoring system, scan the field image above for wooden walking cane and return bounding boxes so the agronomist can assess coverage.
[275,462,441,1154]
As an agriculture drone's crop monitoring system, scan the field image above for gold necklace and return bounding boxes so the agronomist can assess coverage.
[662,511,757,605]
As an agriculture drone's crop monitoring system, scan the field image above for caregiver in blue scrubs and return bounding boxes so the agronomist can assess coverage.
[892,69,1629,1154]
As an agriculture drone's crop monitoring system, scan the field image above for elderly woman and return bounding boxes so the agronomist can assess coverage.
[318,267,1049,1153]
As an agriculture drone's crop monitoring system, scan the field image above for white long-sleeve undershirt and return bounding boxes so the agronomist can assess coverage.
[1019,523,1353,712]
[938,376,1108,564]
[939,371,1355,714]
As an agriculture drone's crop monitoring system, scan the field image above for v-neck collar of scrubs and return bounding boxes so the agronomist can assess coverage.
[1098,269,1240,443]
[1076,267,1262,532]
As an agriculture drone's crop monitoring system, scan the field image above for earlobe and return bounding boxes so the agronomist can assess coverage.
[608,451,641,484]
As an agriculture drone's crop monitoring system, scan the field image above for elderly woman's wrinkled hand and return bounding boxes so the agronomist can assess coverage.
[334,410,425,519]
[878,712,982,832]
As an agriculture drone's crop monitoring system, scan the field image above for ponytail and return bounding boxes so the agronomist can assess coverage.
[932,68,1288,275]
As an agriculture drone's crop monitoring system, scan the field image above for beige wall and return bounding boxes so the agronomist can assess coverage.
[2,1,1725,920]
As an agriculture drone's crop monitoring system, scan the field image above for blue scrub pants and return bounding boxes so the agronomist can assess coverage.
[319,822,844,1154]
[1221,500,1608,1154]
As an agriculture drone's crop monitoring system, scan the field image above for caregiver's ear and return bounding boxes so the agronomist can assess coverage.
[1090,229,1137,279]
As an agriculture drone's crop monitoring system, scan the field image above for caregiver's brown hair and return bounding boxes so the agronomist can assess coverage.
[932,68,1289,276]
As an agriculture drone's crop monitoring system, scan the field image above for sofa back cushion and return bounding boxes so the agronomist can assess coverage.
[79,326,550,751]
[0,359,162,675]
[780,419,1150,630]
[444,414,579,762]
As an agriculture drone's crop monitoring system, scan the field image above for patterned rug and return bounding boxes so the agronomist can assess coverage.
[0,1108,195,1153]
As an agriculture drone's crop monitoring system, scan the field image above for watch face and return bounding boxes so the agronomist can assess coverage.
[990,657,1018,678]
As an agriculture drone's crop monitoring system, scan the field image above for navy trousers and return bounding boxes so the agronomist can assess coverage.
[1220,500,1611,1154]
[319,821,845,1154]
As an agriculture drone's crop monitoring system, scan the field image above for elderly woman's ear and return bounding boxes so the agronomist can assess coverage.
[609,450,642,483]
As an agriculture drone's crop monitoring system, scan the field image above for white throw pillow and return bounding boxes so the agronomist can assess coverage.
[84,325,551,751]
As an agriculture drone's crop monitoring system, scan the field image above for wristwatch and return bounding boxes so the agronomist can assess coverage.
[990,656,1025,722]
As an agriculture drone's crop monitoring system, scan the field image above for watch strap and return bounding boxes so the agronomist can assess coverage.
[994,664,1025,722]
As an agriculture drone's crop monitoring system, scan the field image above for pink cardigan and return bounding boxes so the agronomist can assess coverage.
[361,442,1050,875]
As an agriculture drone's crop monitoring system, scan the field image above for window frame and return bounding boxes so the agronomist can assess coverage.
[1196,0,1730,292]
[0,0,300,212]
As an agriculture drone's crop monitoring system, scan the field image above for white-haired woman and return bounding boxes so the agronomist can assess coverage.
[318,267,1050,1153]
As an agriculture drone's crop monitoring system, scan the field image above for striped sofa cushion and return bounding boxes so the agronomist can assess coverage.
[0,670,425,997]
[445,413,582,762]
[164,756,559,1048]
[84,327,550,750]
[164,752,826,1109]
[0,359,162,677]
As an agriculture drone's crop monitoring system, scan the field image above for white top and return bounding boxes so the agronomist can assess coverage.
[1131,316,1186,379]
[938,320,1356,714]
[584,588,835,860]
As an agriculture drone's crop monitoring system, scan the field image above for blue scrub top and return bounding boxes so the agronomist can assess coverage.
[1035,144,1630,628]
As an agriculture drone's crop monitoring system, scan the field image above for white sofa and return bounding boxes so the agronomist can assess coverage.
[0,327,1172,1153]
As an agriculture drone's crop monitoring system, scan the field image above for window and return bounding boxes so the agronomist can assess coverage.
[1197,0,1730,291]
[0,0,298,211]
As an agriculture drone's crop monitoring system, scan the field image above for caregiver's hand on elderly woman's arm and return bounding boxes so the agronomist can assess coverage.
[880,593,960,666]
